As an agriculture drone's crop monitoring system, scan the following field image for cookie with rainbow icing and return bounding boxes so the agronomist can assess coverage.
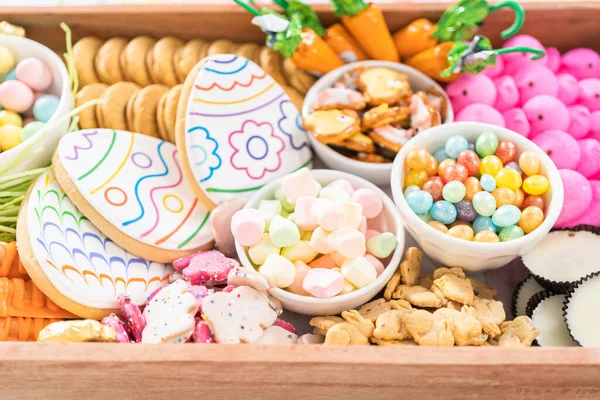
[176,54,312,210]
[52,129,214,263]
[16,170,173,319]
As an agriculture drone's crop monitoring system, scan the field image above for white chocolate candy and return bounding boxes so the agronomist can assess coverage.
[248,233,280,265]
[202,286,277,344]
[258,199,282,230]
[294,196,318,231]
[142,279,198,344]
[231,208,265,247]
[366,232,398,259]
[342,202,363,229]
[281,167,320,205]
[255,325,298,344]
[319,186,352,203]
[310,226,333,254]
[288,261,311,295]
[268,215,300,247]
[227,266,274,292]
[281,240,318,264]
[341,256,377,288]
[327,227,366,259]
[259,254,296,288]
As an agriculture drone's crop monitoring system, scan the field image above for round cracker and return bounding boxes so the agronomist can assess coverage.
[176,39,207,83]
[100,82,141,130]
[235,43,261,65]
[73,36,104,87]
[122,35,156,87]
[132,84,169,138]
[151,36,184,87]
[94,37,128,85]
[164,84,182,143]
[207,39,237,56]
[156,90,170,142]
[75,82,107,129]
[259,46,288,87]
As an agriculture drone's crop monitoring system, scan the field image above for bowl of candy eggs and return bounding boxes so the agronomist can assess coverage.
[233,168,404,316]
[0,34,72,174]
[391,122,563,271]
[302,60,453,186]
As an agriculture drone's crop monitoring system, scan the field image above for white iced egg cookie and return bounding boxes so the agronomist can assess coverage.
[176,54,312,209]
[16,171,172,320]
[564,273,600,347]
[529,293,578,347]
[52,129,214,263]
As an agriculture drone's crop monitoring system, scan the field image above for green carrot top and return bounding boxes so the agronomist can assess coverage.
[330,0,369,18]
[285,0,326,37]
[273,14,304,59]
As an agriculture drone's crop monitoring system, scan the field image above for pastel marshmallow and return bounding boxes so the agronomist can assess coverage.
[274,185,295,212]
[302,268,344,298]
[364,254,385,277]
[315,199,345,231]
[330,251,346,267]
[231,208,265,247]
[326,179,355,195]
[342,202,363,229]
[281,240,318,264]
[258,200,282,230]
[577,139,600,178]
[352,188,383,218]
[301,230,313,241]
[319,186,352,203]
[268,215,300,248]
[259,254,296,288]
[358,216,367,237]
[248,233,280,265]
[294,196,318,230]
[366,232,398,259]
[308,254,337,269]
[281,167,320,205]
[341,256,377,288]
[339,278,358,294]
[287,261,311,295]
[309,226,333,254]
[327,227,366,259]
[568,105,591,139]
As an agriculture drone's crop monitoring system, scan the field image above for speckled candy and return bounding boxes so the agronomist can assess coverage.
[454,199,477,222]
[498,225,525,241]
[0,80,34,113]
[456,104,505,127]
[492,205,521,227]
[472,191,497,217]
[555,169,592,227]
[532,130,580,170]
[33,94,60,123]
[430,200,457,224]
[502,108,531,138]
[577,139,600,178]
[473,215,497,233]
[406,189,433,214]
[444,135,469,159]
[446,74,497,113]
[556,73,580,106]
[422,176,444,202]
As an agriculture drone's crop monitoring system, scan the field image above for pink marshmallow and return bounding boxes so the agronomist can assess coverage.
[288,261,311,295]
[493,75,519,112]
[309,254,337,269]
[446,74,497,113]
[545,48,561,73]
[576,139,600,178]
[326,179,355,195]
[230,208,265,246]
[502,108,531,138]
[482,55,505,78]
[590,111,600,141]
[555,169,592,227]
[578,79,600,112]
[562,180,600,227]
[352,188,383,219]
[327,227,366,258]
[281,167,320,205]
[502,35,547,76]
[358,216,367,237]
[561,48,600,80]
[557,73,580,106]
[294,196,318,230]
[568,105,591,139]
[532,130,581,170]
[364,254,385,277]
[522,95,570,136]
[302,268,344,298]
[0,80,34,112]
[318,202,345,231]
[15,57,53,91]
[365,229,381,241]
[513,64,558,106]
[455,103,505,127]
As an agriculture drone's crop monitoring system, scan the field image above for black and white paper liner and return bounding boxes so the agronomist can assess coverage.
[563,271,600,347]
[527,291,580,347]
[512,275,544,318]
[523,225,600,294]
[525,290,557,319]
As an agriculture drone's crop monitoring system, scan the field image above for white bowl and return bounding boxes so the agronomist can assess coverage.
[302,60,453,187]
[0,34,72,175]
[391,122,564,271]
[235,169,405,316]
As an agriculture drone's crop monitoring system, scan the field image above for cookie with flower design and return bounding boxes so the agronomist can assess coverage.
[176,55,312,210]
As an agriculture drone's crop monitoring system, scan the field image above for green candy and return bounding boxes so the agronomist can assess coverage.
[268,215,300,248]
[274,185,295,213]
[498,225,524,242]
[366,232,398,259]
[475,131,499,158]
[258,199,282,230]
[21,121,45,142]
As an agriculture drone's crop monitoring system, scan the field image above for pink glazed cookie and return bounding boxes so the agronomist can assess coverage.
[555,169,592,227]
[522,95,570,136]
[532,130,581,170]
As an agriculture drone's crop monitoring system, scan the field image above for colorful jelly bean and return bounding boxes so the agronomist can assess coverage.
[480,174,496,192]
[405,169,428,187]
[475,131,499,157]
[473,216,497,233]
[445,135,469,159]
[480,155,503,176]
[406,190,433,214]
[464,176,482,201]
[430,200,457,224]
[442,181,466,203]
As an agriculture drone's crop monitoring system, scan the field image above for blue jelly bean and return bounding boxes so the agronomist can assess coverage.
[505,161,523,175]
[430,200,457,224]
[444,135,469,159]
[472,216,497,233]
[417,211,433,222]
[404,185,420,197]
[33,94,60,123]
[406,190,433,215]
[480,174,496,192]
[433,147,449,163]
[455,200,477,222]
[492,205,522,227]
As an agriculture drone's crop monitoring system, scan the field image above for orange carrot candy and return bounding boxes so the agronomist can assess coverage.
[406,42,458,83]
[330,0,399,62]
[393,18,438,59]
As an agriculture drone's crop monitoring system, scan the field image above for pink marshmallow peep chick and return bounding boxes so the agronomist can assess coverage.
[555,169,593,227]
[563,180,600,227]
[532,130,581,170]
[590,111,600,141]
[577,139,600,178]
[522,95,570,136]
[502,108,531,138]
[568,105,591,139]
[556,73,580,106]
[561,48,600,80]
[456,104,505,127]
[513,64,558,106]
[446,73,497,113]
[544,47,561,73]
[578,79,600,112]
[493,75,519,112]
[502,35,547,76]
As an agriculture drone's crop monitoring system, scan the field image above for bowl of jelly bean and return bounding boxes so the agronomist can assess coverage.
[0,35,72,174]
[391,122,563,271]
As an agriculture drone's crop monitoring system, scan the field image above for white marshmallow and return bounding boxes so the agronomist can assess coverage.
[342,202,363,229]
[341,256,377,288]
[327,227,366,259]
[281,168,320,205]
[259,254,296,288]
[248,233,281,266]
[309,226,333,254]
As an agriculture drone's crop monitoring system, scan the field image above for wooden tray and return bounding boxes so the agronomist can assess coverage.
[1,3,600,399]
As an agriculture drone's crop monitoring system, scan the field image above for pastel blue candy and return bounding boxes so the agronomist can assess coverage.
[492,205,522,227]
[406,190,433,215]
[480,174,496,192]
[404,185,420,197]
[3,69,16,82]
[455,200,477,222]
[473,216,497,233]
[444,135,469,159]
[430,200,457,225]
[33,94,60,123]
[433,147,450,163]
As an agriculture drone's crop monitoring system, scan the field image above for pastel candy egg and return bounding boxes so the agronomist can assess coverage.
[0,125,23,151]
[352,188,382,219]
[406,189,433,214]
[33,94,60,123]
[445,135,469,159]
[495,140,517,164]
[231,208,265,246]
[310,227,333,254]
[281,240,318,264]
[258,200,282,230]
[492,205,521,227]
[454,199,476,222]
[302,268,344,298]
[578,79,600,112]
[498,225,525,242]
[4,69,16,81]
[0,46,15,74]
[495,167,522,191]
[446,74,497,113]
[519,206,545,234]
[294,196,318,231]
[428,220,448,233]
[545,48,562,73]
[473,215,497,233]
[502,108,531,138]
[319,186,352,203]
[423,176,444,201]
[15,57,53,91]
[259,254,296,288]
[281,168,320,205]
[269,215,300,247]
[447,224,474,241]
[430,200,457,224]
[404,185,420,197]
[480,174,496,192]
[479,155,503,176]
[432,147,449,163]
[0,80,34,113]
[248,233,280,266]
[366,232,397,258]
[364,254,385,277]
[456,150,480,176]
[562,180,600,226]
[442,181,466,203]
[513,64,558,105]
[555,169,592,226]
[501,35,547,75]
[0,110,22,127]
[590,111,600,141]
[340,256,377,288]
[456,104,505,127]
[482,55,505,78]
[556,73,580,106]
[21,120,44,142]
[567,105,591,139]
[472,191,497,217]
[493,75,519,112]
[326,179,355,196]
[474,230,500,242]
[532,130,581,170]
[492,187,516,207]
[519,151,541,176]
[327,227,366,259]
[576,139,600,178]
[523,95,570,136]
[561,48,600,80]
[288,261,311,295]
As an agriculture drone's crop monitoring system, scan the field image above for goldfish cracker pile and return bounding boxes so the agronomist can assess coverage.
[232,168,398,298]
[307,247,540,347]
[0,46,59,152]
[403,131,550,242]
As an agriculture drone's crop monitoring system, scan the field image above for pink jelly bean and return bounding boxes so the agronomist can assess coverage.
[493,75,519,111]
[561,48,600,80]
[455,103,505,127]
[364,254,385,277]
[563,180,600,227]
[576,138,600,178]
[446,74,497,113]
[502,35,547,75]
[302,268,344,298]
[556,169,593,227]
[102,313,131,343]
[0,80,34,112]
[188,285,214,312]
[118,293,145,342]
[230,208,264,247]
[557,73,580,106]
[532,130,581,169]
[545,48,562,73]
[522,95,570,136]
[193,320,215,344]
[502,108,531,138]
[352,188,383,219]
[326,179,355,195]
[578,79,600,112]
[568,105,591,139]
[513,64,558,105]
[482,55,505,78]
[590,111,600,141]
[210,197,246,258]
[274,319,297,334]
[15,57,52,91]
[182,250,238,285]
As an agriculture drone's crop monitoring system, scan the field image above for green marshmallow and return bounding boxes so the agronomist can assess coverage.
[366,232,398,259]
[269,215,300,248]
[258,199,282,230]
[319,186,351,203]
[274,185,295,212]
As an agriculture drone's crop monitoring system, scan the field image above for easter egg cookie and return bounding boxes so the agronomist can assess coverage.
[176,55,312,209]
[52,129,214,263]
[16,170,173,319]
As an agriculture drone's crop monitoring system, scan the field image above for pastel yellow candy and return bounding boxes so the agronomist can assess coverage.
[258,199,282,230]
[301,230,313,241]
[0,46,15,74]
[248,233,280,266]
[309,226,333,254]
[281,240,318,264]
[341,256,377,288]
[0,110,23,127]
[342,202,363,229]
[259,254,296,288]
[0,124,23,151]
[339,278,357,294]
[319,186,352,203]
